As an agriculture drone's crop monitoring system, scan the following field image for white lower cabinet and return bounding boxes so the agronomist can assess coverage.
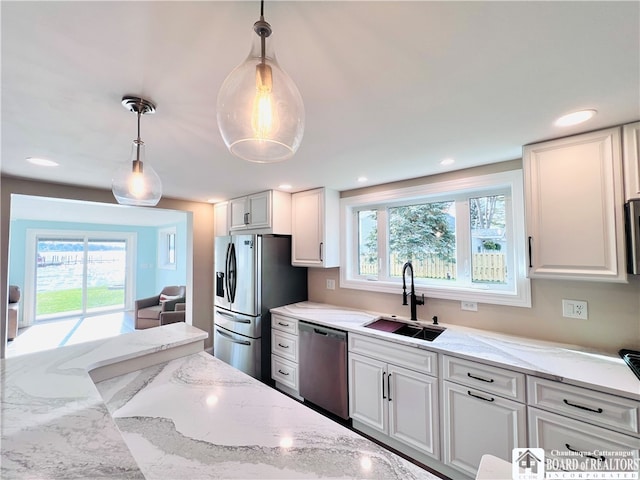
[528,407,640,472]
[348,334,440,460]
[271,314,302,399]
[442,380,527,478]
[441,355,527,478]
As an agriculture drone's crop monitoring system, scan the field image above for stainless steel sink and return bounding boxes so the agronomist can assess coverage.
[365,318,445,342]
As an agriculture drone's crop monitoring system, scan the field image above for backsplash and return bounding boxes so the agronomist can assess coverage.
[308,268,640,354]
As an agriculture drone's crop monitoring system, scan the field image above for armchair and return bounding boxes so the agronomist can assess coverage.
[7,285,20,340]
[160,302,186,325]
[135,285,186,330]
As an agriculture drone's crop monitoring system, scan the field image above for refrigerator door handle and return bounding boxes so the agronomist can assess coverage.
[216,327,251,346]
[225,242,232,302]
[216,310,251,324]
[228,242,237,303]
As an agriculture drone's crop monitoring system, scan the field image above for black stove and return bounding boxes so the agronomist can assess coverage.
[619,349,640,382]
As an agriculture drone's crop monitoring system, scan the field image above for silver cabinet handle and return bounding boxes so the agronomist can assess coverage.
[277,343,289,349]
[278,369,290,376]
[387,373,392,401]
[319,242,324,262]
[277,322,290,327]
[216,328,251,345]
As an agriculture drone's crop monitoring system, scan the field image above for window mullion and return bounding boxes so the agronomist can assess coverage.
[378,208,389,279]
[456,199,471,283]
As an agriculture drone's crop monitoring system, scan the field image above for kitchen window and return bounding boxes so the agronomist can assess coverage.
[341,170,531,307]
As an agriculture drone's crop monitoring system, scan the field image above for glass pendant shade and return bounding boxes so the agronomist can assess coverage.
[112,140,162,206]
[217,29,305,163]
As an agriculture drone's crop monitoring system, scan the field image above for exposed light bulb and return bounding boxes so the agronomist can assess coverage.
[128,169,146,198]
[251,63,279,139]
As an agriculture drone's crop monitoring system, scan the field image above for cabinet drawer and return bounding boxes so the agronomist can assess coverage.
[442,355,525,402]
[271,330,298,362]
[528,407,640,471]
[272,355,298,391]
[528,376,639,436]
[349,333,437,376]
[272,314,298,335]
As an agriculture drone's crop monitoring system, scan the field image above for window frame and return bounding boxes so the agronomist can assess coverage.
[158,226,177,270]
[340,170,531,308]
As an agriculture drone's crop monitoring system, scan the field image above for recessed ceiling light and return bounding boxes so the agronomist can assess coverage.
[278,184,292,190]
[207,198,219,204]
[357,176,368,183]
[26,157,59,167]
[440,158,455,166]
[554,109,597,127]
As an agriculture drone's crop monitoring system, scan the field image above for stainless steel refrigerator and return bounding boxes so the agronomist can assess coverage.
[214,234,307,382]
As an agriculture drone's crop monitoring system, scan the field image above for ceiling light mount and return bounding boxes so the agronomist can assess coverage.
[121,96,156,116]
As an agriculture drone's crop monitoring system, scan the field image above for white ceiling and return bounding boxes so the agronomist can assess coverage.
[2,1,639,204]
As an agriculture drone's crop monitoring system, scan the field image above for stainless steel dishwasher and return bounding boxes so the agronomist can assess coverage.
[298,321,349,420]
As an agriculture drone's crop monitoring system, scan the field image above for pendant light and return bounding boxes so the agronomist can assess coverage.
[217,0,304,163]
[112,96,163,206]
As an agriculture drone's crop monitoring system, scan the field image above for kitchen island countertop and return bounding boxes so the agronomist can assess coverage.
[271,302,640,401]
[1,322,439,479]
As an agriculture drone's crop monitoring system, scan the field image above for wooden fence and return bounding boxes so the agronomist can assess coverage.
[359,253,506,283]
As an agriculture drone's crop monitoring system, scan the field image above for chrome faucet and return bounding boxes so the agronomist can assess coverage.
[402,261,424,321]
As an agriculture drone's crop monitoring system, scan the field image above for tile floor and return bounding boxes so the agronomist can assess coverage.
[6,311,134,358]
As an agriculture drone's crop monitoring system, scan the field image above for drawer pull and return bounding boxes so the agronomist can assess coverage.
[277,322,290,327]
[278,369,290,376]
[468,390,495,402]
[565,443,605,462]
[563,399,603,414]
[277,343,290,349]
[467,372,494,383]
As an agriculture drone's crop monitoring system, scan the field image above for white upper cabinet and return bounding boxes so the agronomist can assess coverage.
[228,190,291,234]
[623,121,640,201]
[291,188,340,268]
[523,127,626,282]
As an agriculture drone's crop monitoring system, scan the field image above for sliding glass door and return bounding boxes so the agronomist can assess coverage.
[34,234,131,322]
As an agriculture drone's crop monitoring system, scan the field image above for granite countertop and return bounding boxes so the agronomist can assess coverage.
[1,322,438,479]
[95,352,439,480]
[271,302,640,401]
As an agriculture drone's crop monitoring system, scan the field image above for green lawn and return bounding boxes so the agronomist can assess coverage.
[36,287,124,316]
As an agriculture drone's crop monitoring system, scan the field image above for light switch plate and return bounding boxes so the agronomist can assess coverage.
[562,299,588,319]
[326,279,336,290]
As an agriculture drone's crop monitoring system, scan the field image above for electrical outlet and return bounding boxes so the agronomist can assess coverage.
[326,279,336,290]
[562,299,588,319]
[461,301,478,311]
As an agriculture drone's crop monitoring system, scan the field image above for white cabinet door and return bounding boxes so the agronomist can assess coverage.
[292,188,323,266]
[442,380,527,478]
[388,364,439,459]
[348,352,387,433]
[246,191,271,229]
[229,197,249,231]
[291,188,340,268]
[523,127,626,282]
[623,121,640,201]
